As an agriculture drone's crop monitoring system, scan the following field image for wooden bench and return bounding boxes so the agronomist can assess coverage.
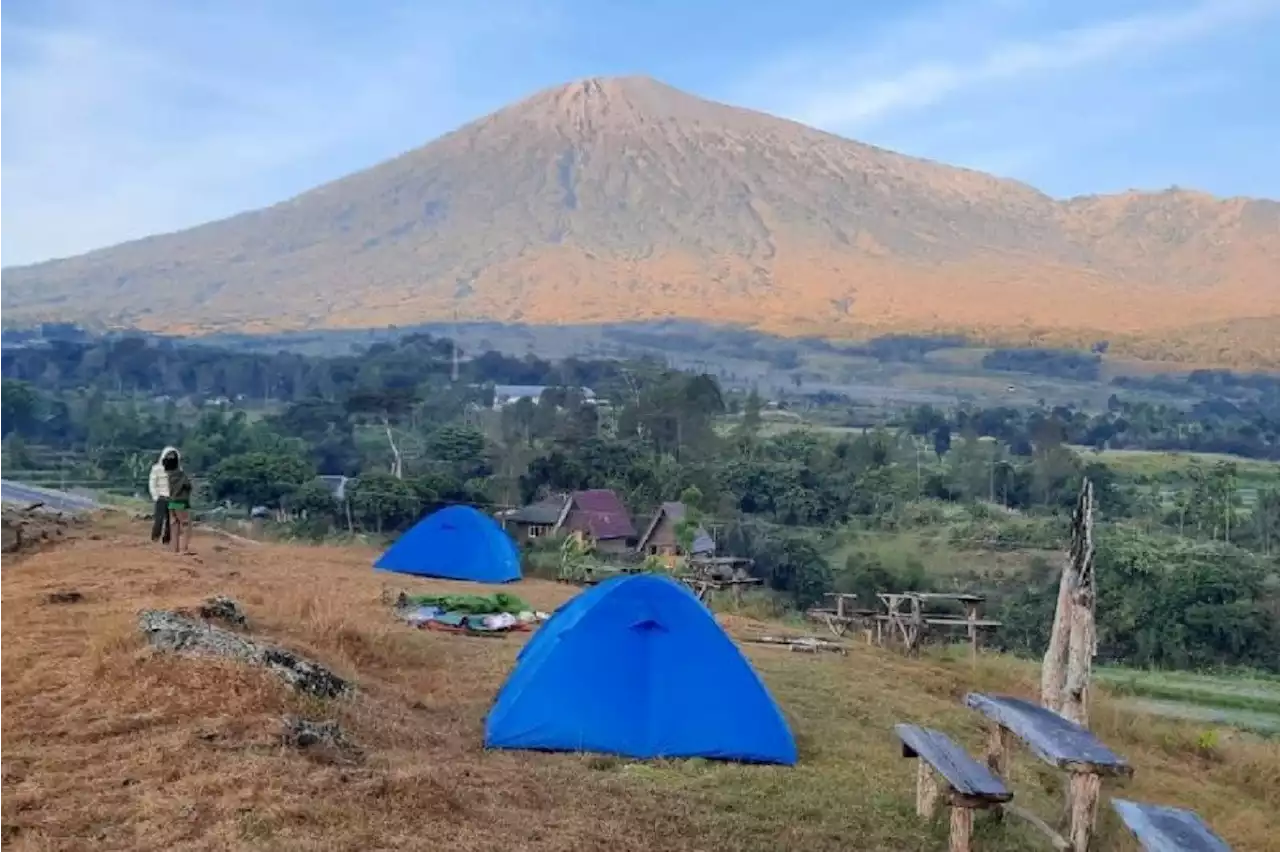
[895,724,1012,852]
[1111,799,1234,852]
[965,693,1133,851]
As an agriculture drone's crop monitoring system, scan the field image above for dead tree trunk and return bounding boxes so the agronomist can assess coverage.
[1061,480,1097,727]
[1040,552,1074,713]
[1042,480,1095,723]
[384,421,403,480]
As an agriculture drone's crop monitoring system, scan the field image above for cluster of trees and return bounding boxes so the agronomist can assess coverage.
[981,347,1103,381]
[0,331,642,404]
[997,529,1280,671]
[902,396,1280,461]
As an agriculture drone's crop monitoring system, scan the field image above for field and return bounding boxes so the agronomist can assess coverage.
[1083,447,1280,511]
[3,515,1278,851]
[1081,448,1280,481]
[1098,668,1280,736]
[825,525,1058,583]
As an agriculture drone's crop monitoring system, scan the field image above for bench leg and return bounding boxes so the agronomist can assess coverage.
[983,723,1010,776]
[916,759,941,818]
[948,807,974,852]
[1067,772,1102,852]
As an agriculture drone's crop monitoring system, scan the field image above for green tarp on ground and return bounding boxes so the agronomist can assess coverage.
[404,592,530,615]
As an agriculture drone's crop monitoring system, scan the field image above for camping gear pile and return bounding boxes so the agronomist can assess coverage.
[393,592,549,635]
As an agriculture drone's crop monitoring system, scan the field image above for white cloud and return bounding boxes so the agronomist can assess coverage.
[0,1,556,266]
[739,0,1279,133]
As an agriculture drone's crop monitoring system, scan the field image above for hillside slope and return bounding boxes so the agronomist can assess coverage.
[2,516,1278,850]
[5,77,1279,365]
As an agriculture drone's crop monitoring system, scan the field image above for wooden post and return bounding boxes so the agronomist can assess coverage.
[1061,482,1097,728]
[1067,772,1102,852]
[984,723,1010,777]
[1042,480,1095,718]
[908,594,924,655]
[966,600,979,665]
[949,807,974,852]
[916,759,941,818]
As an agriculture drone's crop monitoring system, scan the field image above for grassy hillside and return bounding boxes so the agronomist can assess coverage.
[3,515,1277,850]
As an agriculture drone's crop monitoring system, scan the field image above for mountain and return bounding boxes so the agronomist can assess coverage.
[5,76,1279,366]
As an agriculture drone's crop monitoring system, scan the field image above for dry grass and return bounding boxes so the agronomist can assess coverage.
[3,515,1278,851]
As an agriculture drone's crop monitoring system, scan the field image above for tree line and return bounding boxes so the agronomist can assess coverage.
[3,330,1278,673]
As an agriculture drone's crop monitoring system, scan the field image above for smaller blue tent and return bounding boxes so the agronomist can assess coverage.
[375,505,521,583]
[485,574,797,765]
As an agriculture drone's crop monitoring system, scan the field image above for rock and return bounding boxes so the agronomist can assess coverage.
[280,716,362,764]
[260,648,350,699]
[138,609,351,699]
[280,716,350,749]
[198,596,248,627]
[2,521,22,554]
[45,590,84,604]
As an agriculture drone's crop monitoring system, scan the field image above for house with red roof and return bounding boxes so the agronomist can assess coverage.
[497,489,638,554]
[555,489,637,555]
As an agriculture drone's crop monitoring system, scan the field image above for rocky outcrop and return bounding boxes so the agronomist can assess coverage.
[138,603,350,699]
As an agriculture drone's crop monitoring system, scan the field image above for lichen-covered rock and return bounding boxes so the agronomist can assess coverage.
[260,647,350,699]
[139,609,258,658]
[198,595,248,628]
[280,715,362,764]
[281,716,350,749]
[138,609,351,699]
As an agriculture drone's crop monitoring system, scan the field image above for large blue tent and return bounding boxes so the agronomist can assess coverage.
[374,505,521,583]
[485,574,797,765]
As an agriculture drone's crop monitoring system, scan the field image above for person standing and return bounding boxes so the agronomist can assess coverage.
[165,450,194,554]
[149,447,179,544]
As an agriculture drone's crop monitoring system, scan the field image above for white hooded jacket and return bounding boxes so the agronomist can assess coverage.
[149,446,180,501]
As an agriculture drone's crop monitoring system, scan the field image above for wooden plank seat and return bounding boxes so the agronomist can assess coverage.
[1111,799,1234,852]
[895,724,1012,852]
[965,693,1131,851]
[964,693,1131,775]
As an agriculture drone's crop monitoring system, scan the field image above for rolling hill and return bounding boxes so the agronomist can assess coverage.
[4,76,1279,366]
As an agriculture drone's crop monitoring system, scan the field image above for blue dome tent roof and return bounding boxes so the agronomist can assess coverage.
[374,505,522,583]
[485,574,797,765]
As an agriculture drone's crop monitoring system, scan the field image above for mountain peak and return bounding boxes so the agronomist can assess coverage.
[501,74,706,132]
[3,78,1278,366]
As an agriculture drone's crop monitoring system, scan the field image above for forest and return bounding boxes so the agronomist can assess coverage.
[3,329,1279,673]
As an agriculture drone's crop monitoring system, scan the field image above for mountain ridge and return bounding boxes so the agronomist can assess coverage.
[5,75,1279,366]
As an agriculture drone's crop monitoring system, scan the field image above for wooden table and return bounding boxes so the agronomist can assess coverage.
[965,693,1133,851]
[805,593,879,640]
[677,575,762,605]
[876,592,1001,658]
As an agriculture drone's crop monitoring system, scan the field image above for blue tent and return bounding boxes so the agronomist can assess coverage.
[485,574,797,765]
[374,505,521,583]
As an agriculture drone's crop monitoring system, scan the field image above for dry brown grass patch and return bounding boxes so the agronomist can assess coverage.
[3,517,1278,850]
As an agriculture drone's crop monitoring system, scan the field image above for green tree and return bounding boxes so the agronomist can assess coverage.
[207,452,315,509]
[1,380,42,437]
[739,388,763,437]
[349,473,421,533]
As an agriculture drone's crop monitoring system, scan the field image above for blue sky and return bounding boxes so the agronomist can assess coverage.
[3,0,1278,266]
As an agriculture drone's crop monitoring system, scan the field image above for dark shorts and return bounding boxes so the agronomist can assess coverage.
[167,500,190,512]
